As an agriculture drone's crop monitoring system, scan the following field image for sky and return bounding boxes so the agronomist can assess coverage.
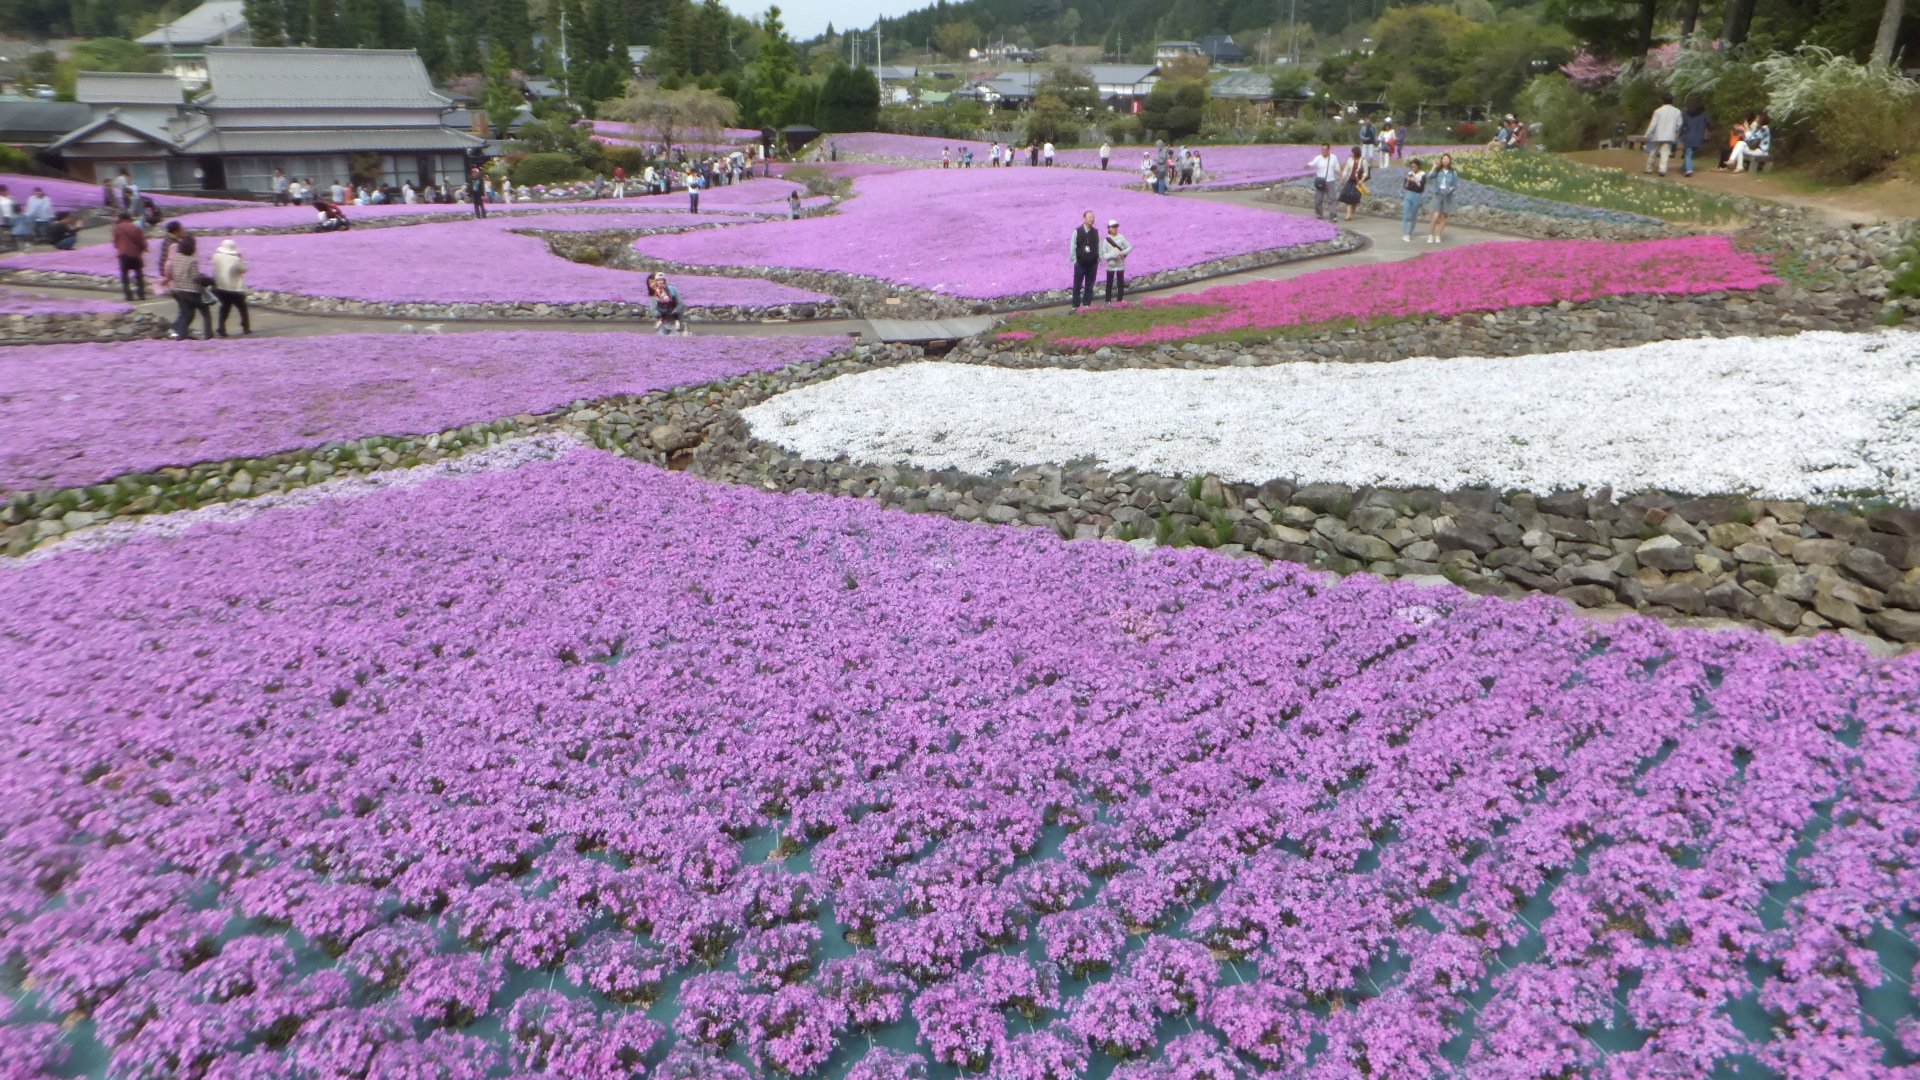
[721,0,919,41]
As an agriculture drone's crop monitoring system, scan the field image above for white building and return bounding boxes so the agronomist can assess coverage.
[137,1,250,88]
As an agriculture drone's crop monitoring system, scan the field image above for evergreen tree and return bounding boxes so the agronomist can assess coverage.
[373,0,410,47]
[656,4,695,76]
[815,62,878,131]
[305,0,345,46]
[245,0,287,46]
[486,0,535,68]
[744,5,796,126]
[694,0,732,76]
[482,44,525,135]
[450,9,483,74]
[415,0,454,77]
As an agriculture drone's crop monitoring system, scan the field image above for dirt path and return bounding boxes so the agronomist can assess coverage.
[1563,149,1919,227]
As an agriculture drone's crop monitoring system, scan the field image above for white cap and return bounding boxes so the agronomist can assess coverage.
[1108,219,1119,226]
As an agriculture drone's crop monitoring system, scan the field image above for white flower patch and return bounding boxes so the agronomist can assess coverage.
[744,331,1920,504]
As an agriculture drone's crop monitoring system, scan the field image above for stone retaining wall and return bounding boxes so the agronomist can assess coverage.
[0,268,850,323]
[1,308,167,344]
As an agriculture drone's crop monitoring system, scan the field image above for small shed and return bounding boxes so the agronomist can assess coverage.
[778,124,820,154]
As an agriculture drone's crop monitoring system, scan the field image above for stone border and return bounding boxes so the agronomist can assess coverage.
[0,268,853,324]
[2,309,167,345]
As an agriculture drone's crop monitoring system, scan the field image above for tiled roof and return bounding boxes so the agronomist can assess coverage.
[199,47,451,109]
[75,71,186,106]
[137,1,247,47]
[0,100,92,140]
[184,126,485,153]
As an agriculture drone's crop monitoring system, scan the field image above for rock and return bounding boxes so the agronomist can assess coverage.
[1731,542,1782,565]
[1855,531,1915,570]
[1292,483,1351,516]
[1805,507,1867,540]
[1255,479,1295,510]
[648,424,698,452]
[1401,540,1441,563]
[1790,538,1850,566]
[1565,562,1617,587]
[983,504,1021,524]
[1885,581,1920,612]
[1866,608,1920,643]
[1657,515,1705,546]
[1748,593,1804,631]
[1647,583,1709,615]
[1635,535,1697,572]
[1672,496,1748,526]
[1198,476,1227,506]
[1539,490,1588,518]
[1706,522,1757,549]
[1824,578,1884,612]
[1704,580,1749,611]
[1867,507,1920,537]
[1333,529,1397,564]
[1559,584,1614,608]
[1840,548,1901,592]
[1348,505,1397,534]
[1436,527,1498,557]
[1812,590,1867,631]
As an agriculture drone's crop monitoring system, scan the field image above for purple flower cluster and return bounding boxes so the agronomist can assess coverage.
[1,448,1915,1076]
[168,201,770,231]
[0,217,830,307]
[0,291,133,315]
[0,172,245,212]
[636,167,1339,298]
[0,331,839,493]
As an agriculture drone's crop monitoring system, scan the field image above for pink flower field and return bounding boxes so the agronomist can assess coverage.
[0,332,840,491]
[1046,236,1779,346]
[0,291,132,316]
[0,220,831,309]
[634,168,1340,298]
[0,172,245,212]
[169,198,771,231]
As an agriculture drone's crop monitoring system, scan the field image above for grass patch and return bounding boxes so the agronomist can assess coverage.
[1458,151,1743,224]
[1000,302,1400,351]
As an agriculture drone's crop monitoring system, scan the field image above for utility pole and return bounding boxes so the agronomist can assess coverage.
[1287,0,1298,65]
[874,20,883,101]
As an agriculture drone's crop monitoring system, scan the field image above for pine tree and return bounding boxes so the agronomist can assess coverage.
[305,0,344,46]
[486,0,535,68]
[745,5,796,126]
[694,0,731,76]
[245,0,287,46]
[450,9,483,74]
[373,0,409,48]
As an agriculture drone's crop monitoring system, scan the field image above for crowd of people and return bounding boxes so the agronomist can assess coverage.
[0,184,78,251]
[108,218,253,340]
[1639,95,1771,178]
[1306,143,1461,242]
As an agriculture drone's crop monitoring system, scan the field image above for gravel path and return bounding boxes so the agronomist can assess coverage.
[744,330,1920,503]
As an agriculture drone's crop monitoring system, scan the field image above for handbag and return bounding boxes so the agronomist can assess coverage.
[1357,181,1371,198]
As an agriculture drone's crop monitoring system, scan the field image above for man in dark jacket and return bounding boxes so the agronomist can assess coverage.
[467,167,488,219]
[1070,210,1101,311]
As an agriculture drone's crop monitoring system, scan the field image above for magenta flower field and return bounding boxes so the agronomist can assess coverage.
[0,172,246,212]
[0,333,838,491]
[1,448,1914,1078]
[1048,235,1779,346]
[635,168,1340,298]
[0,221,831,309]
[169,198,773,231]
[0,291,132,316]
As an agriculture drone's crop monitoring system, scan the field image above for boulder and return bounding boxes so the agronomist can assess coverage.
[1635,535,1697,572]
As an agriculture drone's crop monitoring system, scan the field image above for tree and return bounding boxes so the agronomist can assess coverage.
[814,62,878,131]
[483,45,525,137]
[1037,65,1100,112]
[415,0,453,78]
[694,0,733,76]
[933,19,978,58]
[1874,0,1907,66]
[245,0,288,46]
[599,80,739,155]
[450,9,483,73]
[54,37,163,99]
[1139,69,1208,141]
[1023,92,1077,143]
[742,5,798,127]
[486,0,535,68]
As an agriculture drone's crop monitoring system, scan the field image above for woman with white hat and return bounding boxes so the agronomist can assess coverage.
[1100,219,1133,304]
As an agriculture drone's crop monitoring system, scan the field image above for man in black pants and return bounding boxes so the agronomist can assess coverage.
[1070,210,1100,311]
[466,167,488,219]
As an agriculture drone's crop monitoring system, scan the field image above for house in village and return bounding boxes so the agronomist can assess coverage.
[50,47,483,194]
[137,0,250,88]
[1154,41,1204,63]
[1200,35,1247,65]
[962,65,1159,110]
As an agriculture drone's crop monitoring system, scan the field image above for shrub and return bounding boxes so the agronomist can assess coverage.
[1755,46,1920,181]
[1104,114,1145,144]
[1520,74,1599,151]
[512,152,587,186]
[0,145,31,172]
[601,146,648,175]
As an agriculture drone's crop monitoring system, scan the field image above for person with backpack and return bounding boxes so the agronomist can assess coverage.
[166,235,214,340]
[1336,146,1368,221]
[212,238,251,336]
[1070,210,1101,311]
[112,211,148,300]
[1100,218,1132,304]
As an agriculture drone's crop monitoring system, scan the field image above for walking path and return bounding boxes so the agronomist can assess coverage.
[1,192,1520,343]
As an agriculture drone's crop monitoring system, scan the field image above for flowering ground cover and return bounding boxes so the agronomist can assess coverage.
[635,167,1339,299]
[0,172,246,212]
[1283,164,1665,226]
[169,197,771,231]
[745,331,1920,504]
[1455,151,1743,224]
[0,220,830,310]
[0,332,838,492]
[2,447,1916,1077]
[1008,235,1775,348]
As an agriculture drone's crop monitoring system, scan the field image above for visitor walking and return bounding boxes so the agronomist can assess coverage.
[1427,154,1458,244]
[1099,142,1111,170]
[1400,158,1428,242]
[1337,147,1368,221]
[1308,143,1343,222]
[166,235,213,340]
[157,220,186,282]
[687,169,704,213]
[1070,210,1101,311]
[466,168,488,219]
[271,169,290,206]
[1380,121,1399,163]
[112,211,147,299]
[942,147,951,168]
[1101,218,1132,303]
[1642,93,1684,177]
[788,189,801,220]
[1043,141,1055,166]
[1359,117,1378,168]
[1679,99,1711,178]
[7,187,32,249]
[647,272,687,334]
[212,238,251,337]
